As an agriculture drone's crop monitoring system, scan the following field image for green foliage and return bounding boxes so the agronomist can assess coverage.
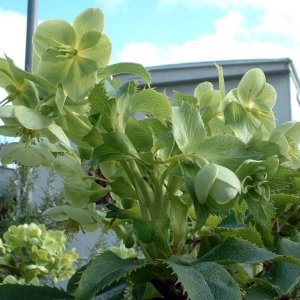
[0,223,78,285]
[1,6,300,299]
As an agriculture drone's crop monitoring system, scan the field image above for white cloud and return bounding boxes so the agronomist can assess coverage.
[94,0,132,12]
[0,9,27,68]
[116,8,300,73]
[0,9,27,100]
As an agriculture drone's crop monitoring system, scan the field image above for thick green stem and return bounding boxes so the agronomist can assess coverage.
[121,161,151,221]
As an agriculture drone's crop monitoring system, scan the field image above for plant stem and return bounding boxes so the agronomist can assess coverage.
[120,160,151,221]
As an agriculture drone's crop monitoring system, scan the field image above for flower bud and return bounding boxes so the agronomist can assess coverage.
[194,163,241,210]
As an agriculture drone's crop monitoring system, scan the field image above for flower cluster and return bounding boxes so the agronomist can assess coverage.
[0,223,78,285]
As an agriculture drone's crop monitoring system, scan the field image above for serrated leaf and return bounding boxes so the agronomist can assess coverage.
[93,132,139,162]
[131,89,171,120]
[197,135,249,170]
[174,91,198,106]
[246,284,278,300]
[272,193,300,207]
[218,227,264,247]
[98,62,151,86]
[74,251,145,300]
[88,82,109,115]
[0,284,73,300]
[168,257,242,300]
[267,238,300,293]
[125,118,153,152]
[199,238,278,264]
[172,103,206,155]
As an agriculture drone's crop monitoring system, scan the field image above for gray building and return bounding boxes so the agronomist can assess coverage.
[120,58,300,124]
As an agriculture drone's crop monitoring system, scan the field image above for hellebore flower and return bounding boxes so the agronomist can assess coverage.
[224,68,277,142]
[236,155,279,202]
[269,121,300,169]
[194,163,241,210]
[33,8,111,102]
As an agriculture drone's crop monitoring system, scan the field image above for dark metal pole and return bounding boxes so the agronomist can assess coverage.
[25,0,38,72]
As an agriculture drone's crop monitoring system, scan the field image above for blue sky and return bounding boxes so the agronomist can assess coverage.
[1,0,299,70]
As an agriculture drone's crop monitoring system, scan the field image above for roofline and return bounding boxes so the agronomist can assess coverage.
[118,58,300,92]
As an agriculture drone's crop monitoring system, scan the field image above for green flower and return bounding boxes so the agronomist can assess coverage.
[269,121,300,169]
[3,224,28,248]
[224,69,277,142]
[33,8,111,101]
[194,163,241,210]
[42,230,65,255]
[236,155,279,202]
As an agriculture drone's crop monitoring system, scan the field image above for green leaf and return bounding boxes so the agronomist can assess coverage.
[199,238,278,264]
[131,89,171,120]
[62,108,91,148]
[43,206,100,224]
[168,257,242,300]
[93,132,139,162]
[246,283,278,300]
[14,106,53,130]
[0,143,52,167]
[55,85,67,114]
[272,193,300,207]
[110,177,137,200]
[0,125,19,137]
[174,91,198,106]
[172,103,206,154]
[133,218,157,243]
[98,62,151,87]
[197,135,249,170]
[267,238,300,293]
[125,119,153,151]
[5,56,55,93]
[43,123,71,147]
[54,155,84,183]
[88,82,108,115]
[63,181,110,207]
[0,284,73,300]
[73,251,145,300]
[218,227,264,247]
